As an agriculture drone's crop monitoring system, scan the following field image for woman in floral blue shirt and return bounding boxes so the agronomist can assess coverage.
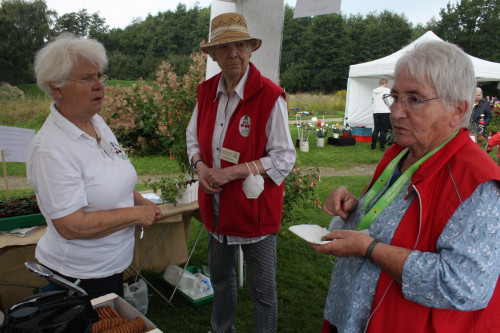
[311,41,500,333]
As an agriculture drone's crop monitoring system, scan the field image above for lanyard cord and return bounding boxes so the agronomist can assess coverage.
[356,131,458,231]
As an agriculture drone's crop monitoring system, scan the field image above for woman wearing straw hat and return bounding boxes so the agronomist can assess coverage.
[186,12,296,333]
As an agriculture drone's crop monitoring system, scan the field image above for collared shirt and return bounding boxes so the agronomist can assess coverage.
[324,178,500,333]
[186,67,296,245]
[27,104,137,278]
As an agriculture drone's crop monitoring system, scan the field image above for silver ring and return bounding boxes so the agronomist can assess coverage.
[210,183,214,187]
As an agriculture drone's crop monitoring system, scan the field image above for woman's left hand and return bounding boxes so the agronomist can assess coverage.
[309,229,373,258]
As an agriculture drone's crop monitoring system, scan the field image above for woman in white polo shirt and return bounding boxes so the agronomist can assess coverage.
[27,33,162,299]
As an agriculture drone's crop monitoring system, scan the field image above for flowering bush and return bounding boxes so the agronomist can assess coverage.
[101,51,207,174]
[486,105,500,135]
[282,166,321,226]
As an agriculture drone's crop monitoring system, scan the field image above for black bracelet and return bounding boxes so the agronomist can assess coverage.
[364,239,380,261]
[192,159,204,172]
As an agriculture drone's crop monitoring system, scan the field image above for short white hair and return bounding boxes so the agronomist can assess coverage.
[395,41,476,127]
[34,33,108,100]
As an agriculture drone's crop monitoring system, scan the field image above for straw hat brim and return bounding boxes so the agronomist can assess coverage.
[200,36,262,54]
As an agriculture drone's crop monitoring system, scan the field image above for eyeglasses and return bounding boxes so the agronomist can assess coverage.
[66,74,109,86]
[382,94,439,113]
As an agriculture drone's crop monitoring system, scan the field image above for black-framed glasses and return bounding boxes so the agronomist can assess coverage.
[382,94,439,113]
[67,74,109,86]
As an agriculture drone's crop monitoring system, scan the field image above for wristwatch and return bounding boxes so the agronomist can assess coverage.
[191,158,203,173]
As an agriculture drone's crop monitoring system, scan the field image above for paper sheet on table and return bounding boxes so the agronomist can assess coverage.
[141,192,163,204]
[0,226,39,237]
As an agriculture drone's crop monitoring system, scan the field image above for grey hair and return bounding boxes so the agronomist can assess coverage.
[476,87,483,95]
[394,41,476,127]
[208,40,253,62]
[34,33,108,101]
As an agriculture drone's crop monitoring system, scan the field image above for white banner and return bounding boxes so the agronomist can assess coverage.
[206,0,285,85]
[293,0,342,18]
[0,126,36,162]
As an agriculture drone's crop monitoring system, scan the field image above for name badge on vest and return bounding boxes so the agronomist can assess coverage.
[220,147,240,164]
[239,115,251,137]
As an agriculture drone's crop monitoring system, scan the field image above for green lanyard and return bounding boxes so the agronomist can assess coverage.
[356,131,458,231]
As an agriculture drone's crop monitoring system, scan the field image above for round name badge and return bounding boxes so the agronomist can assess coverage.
[239,115,251,137]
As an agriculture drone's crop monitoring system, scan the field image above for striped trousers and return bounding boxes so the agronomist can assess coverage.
[208,233,278,333]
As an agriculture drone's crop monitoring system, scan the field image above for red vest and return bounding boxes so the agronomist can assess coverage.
[365,129,500,332]
[196,63,286,237]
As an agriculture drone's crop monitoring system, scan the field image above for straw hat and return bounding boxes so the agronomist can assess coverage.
[200,12,262,54]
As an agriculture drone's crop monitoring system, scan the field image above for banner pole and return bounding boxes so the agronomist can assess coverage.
[1,149,10,201]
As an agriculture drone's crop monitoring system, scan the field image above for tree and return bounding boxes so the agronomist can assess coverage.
[435,0,500,97]
[54,9,108,38]
[435,0,500,62]
[0,0,55,84]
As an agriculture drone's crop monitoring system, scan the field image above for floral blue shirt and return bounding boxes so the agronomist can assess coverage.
[324,179,500,333]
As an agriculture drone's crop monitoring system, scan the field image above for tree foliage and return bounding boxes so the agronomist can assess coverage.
[2,0,500,94]
[435,0,500,96]
[436,0,500,62]
[54,8,109,38]
[0,0,55,84]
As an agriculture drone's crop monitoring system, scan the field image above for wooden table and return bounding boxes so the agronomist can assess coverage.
[0,202,200,310]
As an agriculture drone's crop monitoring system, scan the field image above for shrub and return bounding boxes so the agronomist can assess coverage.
[282,166,321,226]
[0,195,40,218]
[101,51,207,174]
[486,105,500,135]
[332,89,346,112]
[0,83,25,99]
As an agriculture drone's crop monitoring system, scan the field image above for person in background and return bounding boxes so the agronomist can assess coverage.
[371,78,391,150]
[186,12,296,333]
[27,34,162,299]
[469,87,493,136]
[311,41,500,333]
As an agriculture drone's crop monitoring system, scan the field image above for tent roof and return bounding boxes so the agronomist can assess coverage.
[348,31,500,82]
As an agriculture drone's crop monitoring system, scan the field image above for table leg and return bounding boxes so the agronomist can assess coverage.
[132,224,170,286]
[125,267,172,306]
[168,222,204,303]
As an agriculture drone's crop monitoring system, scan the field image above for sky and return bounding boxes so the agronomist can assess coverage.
[44,0,458,30]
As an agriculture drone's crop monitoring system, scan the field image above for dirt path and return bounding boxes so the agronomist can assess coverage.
[1,163,377,191]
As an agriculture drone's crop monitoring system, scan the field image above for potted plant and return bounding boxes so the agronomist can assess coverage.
[0,195,45,231]
[342,125,352,138]
[315,123,328,147]
[332,124,342,138]
[143,175,198,206]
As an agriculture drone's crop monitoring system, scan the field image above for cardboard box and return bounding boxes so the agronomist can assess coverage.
[91,293,162,333]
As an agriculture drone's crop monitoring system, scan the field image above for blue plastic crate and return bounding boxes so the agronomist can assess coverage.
[351,127,372,136]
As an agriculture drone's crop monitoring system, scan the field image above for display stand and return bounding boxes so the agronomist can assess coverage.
[0,202,201,310]
[126,201,202,305]
[327,136,356,146]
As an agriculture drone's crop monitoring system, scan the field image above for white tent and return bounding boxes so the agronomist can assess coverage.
[344,31,500,128]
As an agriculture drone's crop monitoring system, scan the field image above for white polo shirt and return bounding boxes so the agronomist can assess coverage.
[27,104,137,279]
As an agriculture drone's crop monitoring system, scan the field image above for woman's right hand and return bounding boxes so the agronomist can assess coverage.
[135,206,160,228]
[196,162,223,195]
[322,186,358,222]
